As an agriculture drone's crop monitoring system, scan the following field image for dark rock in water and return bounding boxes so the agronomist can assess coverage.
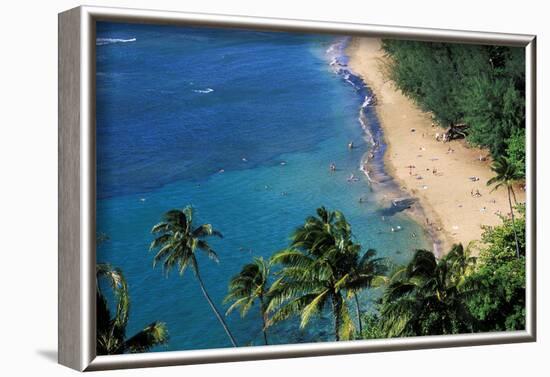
[391,197,416,208]
[377,197,416,216]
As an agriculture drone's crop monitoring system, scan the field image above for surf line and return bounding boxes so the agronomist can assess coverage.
[326,37,391,187]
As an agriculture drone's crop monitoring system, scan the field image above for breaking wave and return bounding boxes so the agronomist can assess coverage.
[96,38,137,46]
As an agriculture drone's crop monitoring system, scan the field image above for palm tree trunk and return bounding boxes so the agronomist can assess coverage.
[259,296,269,345]
[507,185,521,258]
[510,185,518,205]
[195,268,238,347]
[332,295,341,341]
[353,292,363,335]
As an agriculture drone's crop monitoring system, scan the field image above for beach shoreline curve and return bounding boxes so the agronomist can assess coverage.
[345,37,524,256]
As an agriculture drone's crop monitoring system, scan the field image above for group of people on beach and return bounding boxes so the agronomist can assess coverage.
[471,189,482,198]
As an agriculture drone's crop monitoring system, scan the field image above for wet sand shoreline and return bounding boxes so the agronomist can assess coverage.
[346,37,524,255]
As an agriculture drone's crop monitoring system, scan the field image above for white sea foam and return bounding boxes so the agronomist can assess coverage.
[193,88,214,94]
[326,37,393,186]
[361,96,372,108]
[96,38,137,46]
[359,109,376,146]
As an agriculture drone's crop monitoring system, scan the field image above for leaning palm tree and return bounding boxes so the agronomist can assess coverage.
[345,249,388,334]
[267,207,362,341]
[379,249,474,337]
[224,257,271,345]
[149,206,238,347]
[96,263,168,355]
[487,157,523,258]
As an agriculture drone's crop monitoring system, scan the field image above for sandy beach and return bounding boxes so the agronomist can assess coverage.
[347,37,525,255]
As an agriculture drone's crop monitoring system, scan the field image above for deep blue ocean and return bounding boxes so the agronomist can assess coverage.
[96,22,428,352]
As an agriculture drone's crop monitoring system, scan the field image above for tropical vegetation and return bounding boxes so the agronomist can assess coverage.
[487,156,524,258]
[224,257,272,345]
[96,263,168,355]
[97,190,526,353]
[376,206,526,338]
[266,207,387,341]
[148,206,238,347]
[466,204,526,331]
[378,246,475,337]
[94,195,529,355]
[381,40,526,178]
[233,204,525,342]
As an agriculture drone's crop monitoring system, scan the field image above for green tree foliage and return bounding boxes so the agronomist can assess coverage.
[506,129,526,177]
[360,313,385,340]
[267,207,386,341]
[465,205,526,331]
[368,206,526,338]
[96,263,168,355]
[346,248,388,334]
[149,206,238,347]
[135,203,525,346]
[378,248,475,337]
[487,157,524,258]
[225,257,272,345]
[382,40,525,176]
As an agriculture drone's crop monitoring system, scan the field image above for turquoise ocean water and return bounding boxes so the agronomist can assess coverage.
[96,22,429,351]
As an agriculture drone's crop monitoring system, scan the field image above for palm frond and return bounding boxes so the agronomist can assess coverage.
[267,294,320,326]
[192,224,223,238]
[96,263,129,328]
[151,222,171,234]
[300,289,329,328]
[149,206,223,277]
[123,321,168,353]
[270,249,314,268]
[160,210,187,232]
[97,265,168,355]
[225,296,253,317]
[149,234,171,251]
[196,240,220,262]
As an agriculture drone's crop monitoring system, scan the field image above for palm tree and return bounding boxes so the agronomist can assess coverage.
[444,243,476,286]
[345,249,388,334]
[379,249,474,337]
[96,263,168,355]
[487,157,523,258]
[267,207,364,341]
[149,206,238,347]
[224,257,271,345]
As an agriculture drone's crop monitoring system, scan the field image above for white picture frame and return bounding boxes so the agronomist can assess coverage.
[58,5,536,371]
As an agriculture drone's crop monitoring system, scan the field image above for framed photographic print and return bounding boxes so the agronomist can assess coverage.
[58,6,536,371]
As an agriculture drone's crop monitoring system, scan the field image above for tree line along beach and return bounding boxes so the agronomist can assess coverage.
[347,37,526,255]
